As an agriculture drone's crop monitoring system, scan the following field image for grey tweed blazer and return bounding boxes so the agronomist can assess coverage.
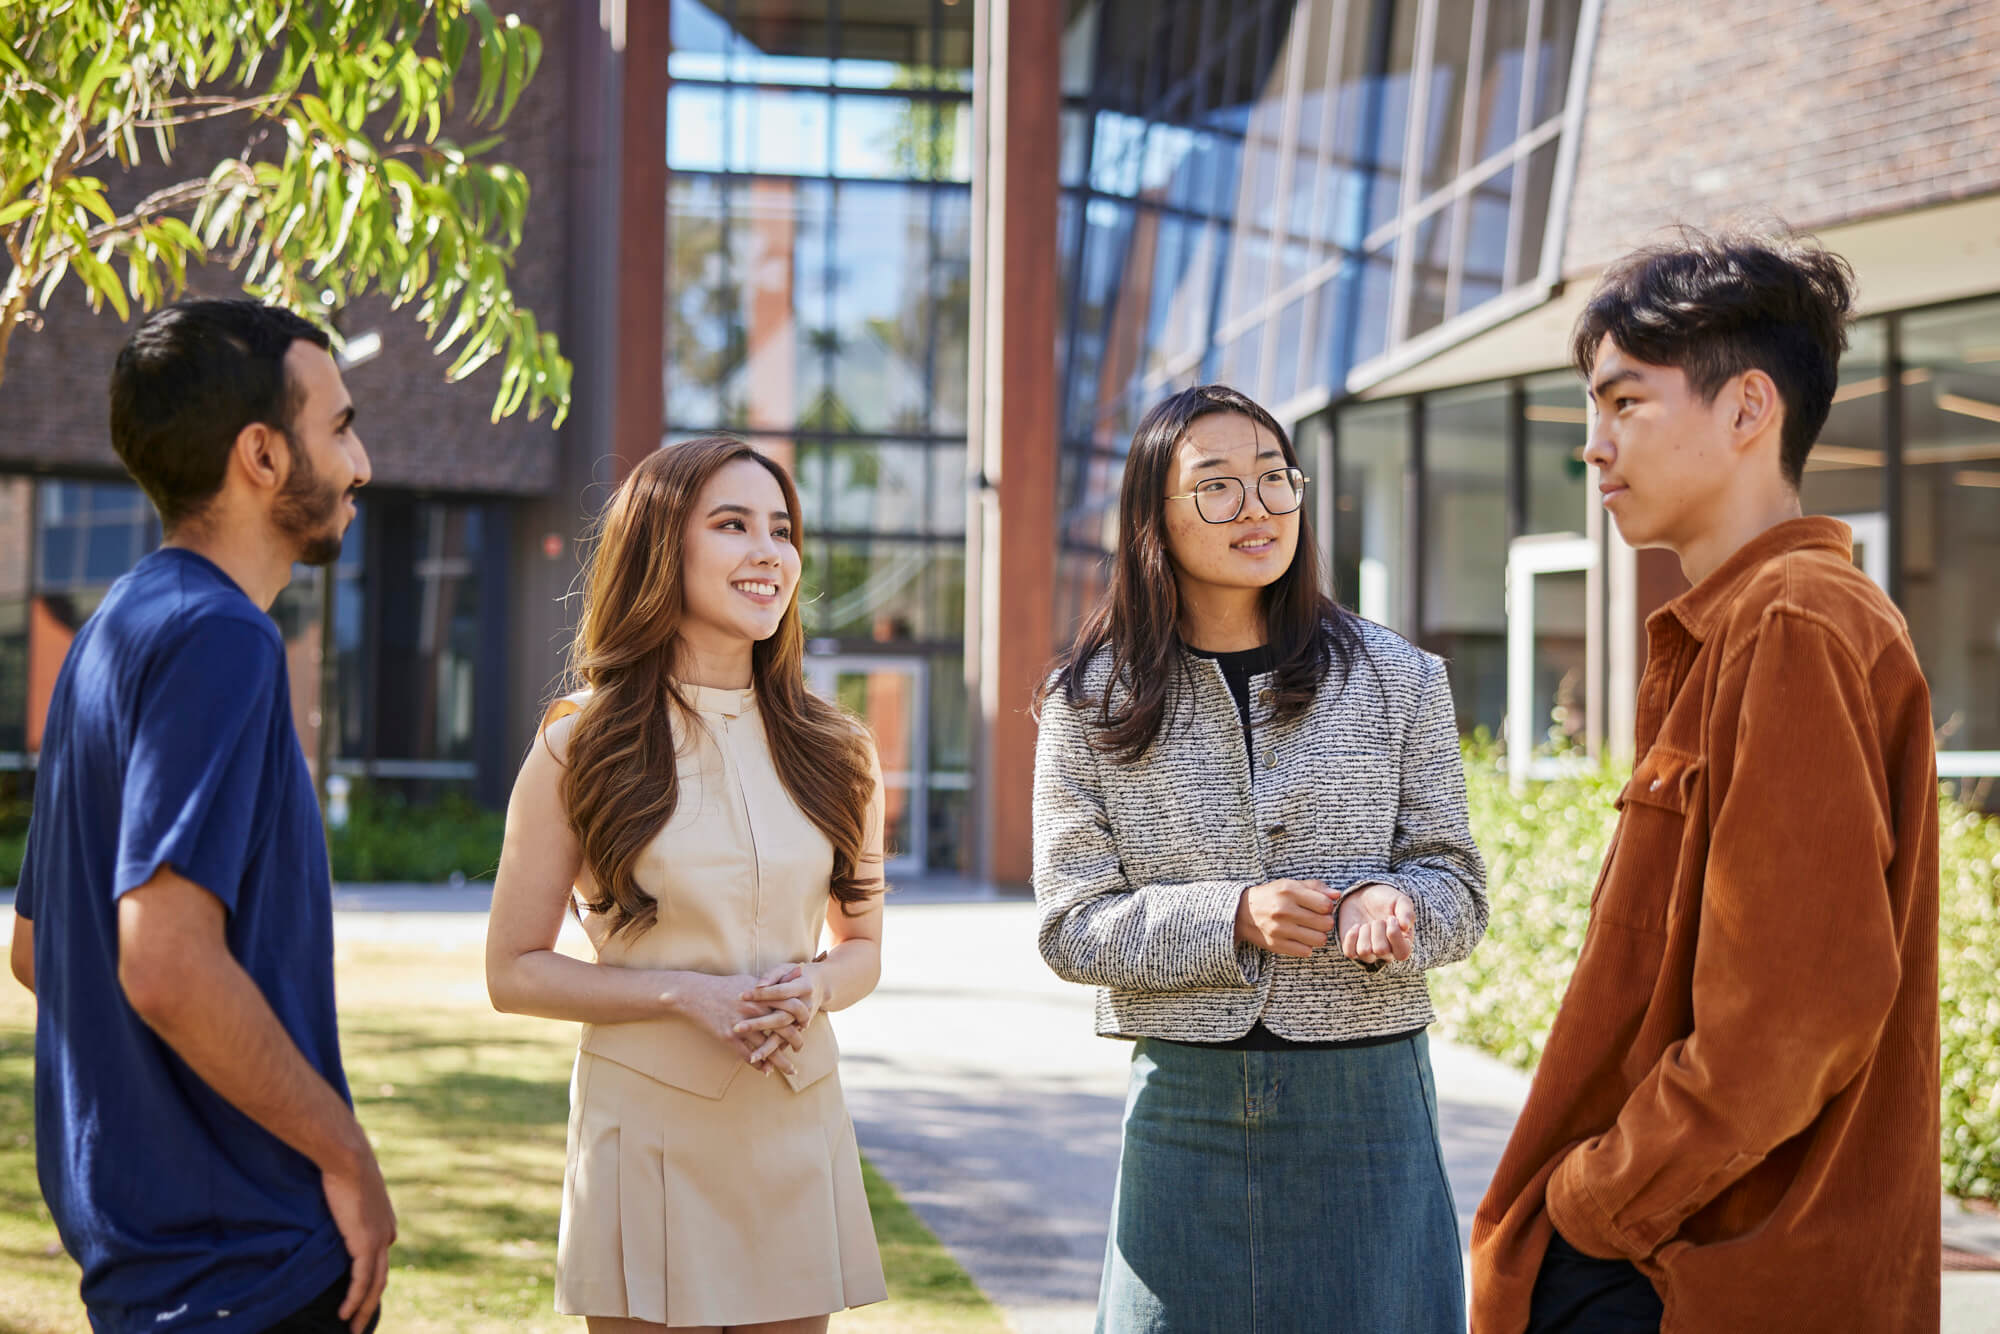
[1031,618,1489,1043]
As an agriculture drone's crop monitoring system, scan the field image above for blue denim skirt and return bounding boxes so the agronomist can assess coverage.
[1097,1031,1464,1334]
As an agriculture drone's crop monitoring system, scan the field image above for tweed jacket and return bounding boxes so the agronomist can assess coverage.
[1032,618,1489,1043]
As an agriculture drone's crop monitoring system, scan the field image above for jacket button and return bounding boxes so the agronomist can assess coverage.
[1258,689,1275,705]
[1266,823,1286,838]
[1263,749,1278,767]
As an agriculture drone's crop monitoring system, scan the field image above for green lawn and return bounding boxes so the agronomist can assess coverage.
[0,927,1004,1334]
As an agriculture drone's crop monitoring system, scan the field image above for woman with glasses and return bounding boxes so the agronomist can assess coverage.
[1033,384,1488,1333]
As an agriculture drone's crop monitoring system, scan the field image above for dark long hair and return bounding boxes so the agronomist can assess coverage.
[1037,384,1364,763]
[559,437,882,936]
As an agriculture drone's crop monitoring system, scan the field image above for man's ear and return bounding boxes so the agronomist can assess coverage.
[1729,369,1782,448]
[231,420,289,495]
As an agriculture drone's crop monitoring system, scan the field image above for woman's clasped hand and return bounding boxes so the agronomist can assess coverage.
[721,961,830,1075]
[1233,877,1416,964]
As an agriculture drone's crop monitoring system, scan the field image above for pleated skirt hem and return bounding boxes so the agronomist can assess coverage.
[555,1050,887,1327]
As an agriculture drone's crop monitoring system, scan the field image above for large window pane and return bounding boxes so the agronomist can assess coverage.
[1802,319,1890,584]
[1423,384,1509,735]
[1333,399,1410,629]
[828,183,933,433]
[827,441,927,533]
[668,0,731,82]
[1407,207,1452,340]
[732,0,834,86]
[1420,0,1478,196]
[669,176,832,433]
[806,538,955,641]
[666,83,728,172]
[1473,0,1532,159]
[1902,300,2000,773]
[732,88,831,175]
[0,478,28,757]
[930,189,972,432]
[1532,0,1584,126]
[1511,137,1558,285]
[833,93,938,179]
[1526,371,1589,535]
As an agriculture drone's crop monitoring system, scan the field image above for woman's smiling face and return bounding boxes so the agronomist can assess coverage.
[678,457,802,649]
[1160,411,1301,601]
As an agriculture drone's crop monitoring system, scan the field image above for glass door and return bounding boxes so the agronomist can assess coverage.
[1506,534,1597,785]
[805,655,929,880]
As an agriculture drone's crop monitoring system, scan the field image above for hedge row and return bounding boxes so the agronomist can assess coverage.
[1433,747,2000,1201]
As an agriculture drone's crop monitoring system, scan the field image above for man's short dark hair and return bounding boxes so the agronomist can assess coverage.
[108,299,331,530]
[1571,226,1856,487]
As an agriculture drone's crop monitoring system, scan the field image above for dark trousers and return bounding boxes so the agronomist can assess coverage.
[1525,1230,1664,1334]
[260,1270,382,1334]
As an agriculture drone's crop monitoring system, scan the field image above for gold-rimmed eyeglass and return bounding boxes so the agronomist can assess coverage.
[1165,467,1309,524]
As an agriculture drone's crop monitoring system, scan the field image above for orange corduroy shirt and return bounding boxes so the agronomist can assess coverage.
[1471,516,1941,1333]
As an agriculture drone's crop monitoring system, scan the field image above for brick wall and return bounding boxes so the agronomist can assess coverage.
[1563,0,2000,274]
[0,0,574,497]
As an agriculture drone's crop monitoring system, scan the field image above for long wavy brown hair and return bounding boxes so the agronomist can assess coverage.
[1037,384,1367,764]
[557,437,882,936]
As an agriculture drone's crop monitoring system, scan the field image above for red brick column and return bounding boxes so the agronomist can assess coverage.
[613,0,669,480]
[970,0,1062,889]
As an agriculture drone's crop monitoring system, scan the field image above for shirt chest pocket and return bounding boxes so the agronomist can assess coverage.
[1596,745,1704,933]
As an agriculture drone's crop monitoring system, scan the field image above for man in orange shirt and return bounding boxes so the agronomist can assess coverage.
[1471,229,1940,1332]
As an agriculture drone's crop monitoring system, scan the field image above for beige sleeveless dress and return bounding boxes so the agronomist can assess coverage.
[547,684,887,1326]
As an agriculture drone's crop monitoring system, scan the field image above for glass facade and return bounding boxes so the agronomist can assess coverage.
[0,478,505,807]
[665,0,976,871]
[1901,300,2000,793]
[1331,373,1590,743]
[1326,296,2000,807]
[1051,0,1589,636]
[328,497,506,799]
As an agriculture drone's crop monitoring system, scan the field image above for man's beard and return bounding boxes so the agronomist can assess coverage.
[274,431,350,567]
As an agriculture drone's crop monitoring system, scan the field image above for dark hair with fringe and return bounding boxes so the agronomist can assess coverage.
[1035,384,1365,763]
[558,437,882,936]
[1571,225,1856,486]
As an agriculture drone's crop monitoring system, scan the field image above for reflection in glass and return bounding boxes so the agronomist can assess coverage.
[1333,400,1410,630]
[1901,300,2000,770]
[1421,0,1478,196]
[1530,568,1589,755]
[827,441,927,533]
[0,478,29,757]
[668,176,833,432]
[806,538,949,641]
[828,664,918,861]
[1525,372,1591,535]
[931,190,973,432]
[733,0,834,85]
[1801,319,1889,586]
[1474,0,1532,159]
[1407,209,1452,340]
[828,183,932,433]
[928,447,967,536]
[1512,138,1558,285]
[1423,384,1510,734]
[735,89,832,175]
[1533,0,1583,125]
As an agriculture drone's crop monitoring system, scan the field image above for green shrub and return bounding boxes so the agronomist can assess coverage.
[1434,743,2000,1201]
[1940,800,2000,1199]
[324,784,506,885]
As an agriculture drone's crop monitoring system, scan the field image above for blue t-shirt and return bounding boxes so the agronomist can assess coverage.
[15,548,350,1333]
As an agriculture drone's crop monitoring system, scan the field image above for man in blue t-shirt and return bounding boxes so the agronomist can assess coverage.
[8,300,394,1334]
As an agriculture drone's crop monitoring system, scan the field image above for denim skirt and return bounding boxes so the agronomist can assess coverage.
[1097,1031,1464,1334]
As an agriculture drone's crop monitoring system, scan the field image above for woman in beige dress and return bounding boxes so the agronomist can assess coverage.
[486,436,889,1333]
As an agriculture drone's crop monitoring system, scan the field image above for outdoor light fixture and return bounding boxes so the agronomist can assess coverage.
[336,329,383,370]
